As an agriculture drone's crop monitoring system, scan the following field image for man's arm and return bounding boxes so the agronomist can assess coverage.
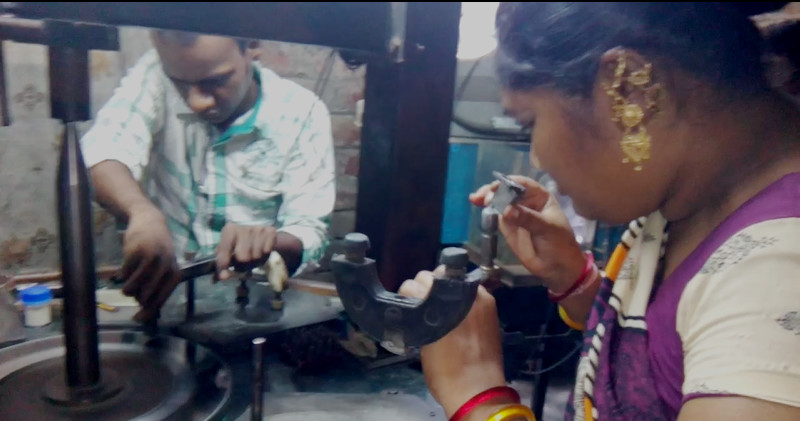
[274,97,336,273]
[80,50,177,322]
[81,50,165,192]
[215,224,303,279]
[91,160,158,224]
[214,97,335,279]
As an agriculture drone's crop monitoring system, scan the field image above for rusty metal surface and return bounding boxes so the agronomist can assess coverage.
[170,278,344,349]
[0,17,119,50]
[0,265,121,291]
[0,289,24,347]
[0,330,232,421]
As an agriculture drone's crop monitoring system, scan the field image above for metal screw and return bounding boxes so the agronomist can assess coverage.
[440,247,469,270]
[343,233,370,262]
[480,207,499,232]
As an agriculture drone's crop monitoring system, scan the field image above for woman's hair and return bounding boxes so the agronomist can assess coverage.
[495,2,789,97]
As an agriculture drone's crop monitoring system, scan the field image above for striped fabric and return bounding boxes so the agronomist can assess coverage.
[566,213,667,421]
[80,49,336,273]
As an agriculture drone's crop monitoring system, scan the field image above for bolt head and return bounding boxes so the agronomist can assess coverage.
[343,233,370,255]
[440,247,469,269]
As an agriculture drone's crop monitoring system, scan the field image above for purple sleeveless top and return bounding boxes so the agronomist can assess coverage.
[565,172,800,420]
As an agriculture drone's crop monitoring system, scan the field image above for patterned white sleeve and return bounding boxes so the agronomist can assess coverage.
[677,217,800,408]
[276,97,336,270]
[80,49,166,181]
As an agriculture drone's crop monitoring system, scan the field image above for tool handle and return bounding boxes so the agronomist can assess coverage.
[231,256,267,273]
[179,256,217,281]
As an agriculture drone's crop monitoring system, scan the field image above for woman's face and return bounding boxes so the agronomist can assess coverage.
[500,85,678,225]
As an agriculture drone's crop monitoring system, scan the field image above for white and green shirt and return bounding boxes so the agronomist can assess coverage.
[80,49,335,273]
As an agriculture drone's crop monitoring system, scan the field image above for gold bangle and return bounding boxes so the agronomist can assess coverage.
[486,404,536,421]
[558,305,585,331]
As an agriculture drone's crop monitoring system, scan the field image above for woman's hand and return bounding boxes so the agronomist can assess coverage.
[470,175,586,290]
[398,269,507,418]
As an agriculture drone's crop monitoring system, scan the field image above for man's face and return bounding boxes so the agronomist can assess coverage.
[153,34,257,125]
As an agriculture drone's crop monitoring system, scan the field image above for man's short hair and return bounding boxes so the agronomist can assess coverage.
[152,29,249,52]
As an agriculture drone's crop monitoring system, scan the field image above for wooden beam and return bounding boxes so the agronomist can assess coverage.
[356,2,460,291]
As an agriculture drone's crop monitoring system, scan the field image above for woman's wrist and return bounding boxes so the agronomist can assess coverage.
[544,249,591,294]
[442,380,507,419]
[434,361,508,418]
[460,397,525,421]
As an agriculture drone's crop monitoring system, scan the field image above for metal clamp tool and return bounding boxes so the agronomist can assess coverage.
[331,171,526,353]
[332,234,482,353]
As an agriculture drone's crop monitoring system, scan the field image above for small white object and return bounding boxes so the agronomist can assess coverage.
[490,116,523,130]
[20,285,53,327]
[354,99,365,128]
[266,251,289,293]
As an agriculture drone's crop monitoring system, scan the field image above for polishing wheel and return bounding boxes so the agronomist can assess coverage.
[0,330,232,421]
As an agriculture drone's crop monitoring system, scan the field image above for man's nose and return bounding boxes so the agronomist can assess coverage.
[186,86,214,114]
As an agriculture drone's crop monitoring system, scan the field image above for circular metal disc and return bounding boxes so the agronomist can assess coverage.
[0,331,232,421]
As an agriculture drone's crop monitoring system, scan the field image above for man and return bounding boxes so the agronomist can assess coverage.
[80,30,336,322]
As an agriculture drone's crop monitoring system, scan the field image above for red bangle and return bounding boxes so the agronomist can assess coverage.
[547,252,595,303]
[449,386,521,421]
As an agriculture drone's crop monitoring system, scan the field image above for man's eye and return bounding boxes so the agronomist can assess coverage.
[203,76,230,89]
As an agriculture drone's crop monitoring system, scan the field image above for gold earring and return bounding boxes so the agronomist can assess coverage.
[603,56,661,171]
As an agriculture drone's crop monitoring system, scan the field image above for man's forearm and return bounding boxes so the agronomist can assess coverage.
[90,160,158,224]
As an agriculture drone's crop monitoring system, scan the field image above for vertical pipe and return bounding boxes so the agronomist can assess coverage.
[251,337,266,421]
[480,207,499,269]
[57,121,100,389]
[49,46,89,123]
[0,45,10,126]
[185,278,195,321]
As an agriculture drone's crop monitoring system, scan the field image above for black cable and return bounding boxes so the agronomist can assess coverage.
[313,50,336,96]
[452,56,530,142]
[518,341,581,376]
[454,58,483,103]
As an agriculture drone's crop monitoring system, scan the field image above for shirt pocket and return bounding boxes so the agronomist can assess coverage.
[224,144,286,224]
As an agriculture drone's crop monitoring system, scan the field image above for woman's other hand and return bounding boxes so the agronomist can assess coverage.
[398,269,507,418]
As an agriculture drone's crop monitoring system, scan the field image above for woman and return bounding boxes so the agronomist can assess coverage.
[400,3,800,420]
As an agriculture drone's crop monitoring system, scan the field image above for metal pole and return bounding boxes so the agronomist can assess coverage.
[251,337,266,421]
[480,207,499,269]
[57,122,101,389]
[49,47,89,123]
[185,279,195,321]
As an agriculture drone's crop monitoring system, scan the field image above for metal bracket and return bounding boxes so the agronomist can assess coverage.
[331,233,481,352]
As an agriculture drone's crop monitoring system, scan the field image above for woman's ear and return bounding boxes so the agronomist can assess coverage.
[596,48,659,108]
[245,39,262,61]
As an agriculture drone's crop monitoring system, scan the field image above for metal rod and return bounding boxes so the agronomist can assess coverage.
[185,278,195,322]
[49,46,89,123]
[0,16,45,44]
[0,45,9,126]
[251,337,266,421]
[480,207,499,268]
[57,122,101,389]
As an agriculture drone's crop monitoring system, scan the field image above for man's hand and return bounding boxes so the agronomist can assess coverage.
[120,204,181,323]
[215,223,278,281]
